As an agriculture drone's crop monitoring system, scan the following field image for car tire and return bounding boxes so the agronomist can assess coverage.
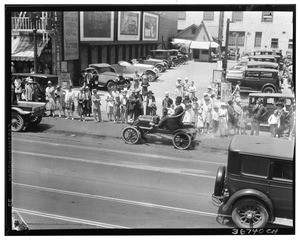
[122,127,141,144]
[214,165,226,197]
[11,112,25,132]
[106,81,116,91]
[172,59,180,67]
[155,64,165,73]
[29,116,43,126]
[146,72,156,82]
[172,132,191,150]
[262,86,276,93]
[232,198,269,228]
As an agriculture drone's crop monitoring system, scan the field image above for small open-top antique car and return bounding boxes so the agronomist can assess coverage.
[122,111,197,150]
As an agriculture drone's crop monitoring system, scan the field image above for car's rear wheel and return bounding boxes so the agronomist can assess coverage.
[29,116,43,126]
[155,64,165,73]
[122,127,141,144]
[11,112,25,132]
[262,86,276,93]
[146,72,156,82]
[214,165,226,197]
[172,132,191,150]
[232,198,269,228]
[172,59,181,67]
[106,81,116,91]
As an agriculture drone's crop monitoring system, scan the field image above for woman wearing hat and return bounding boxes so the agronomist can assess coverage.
[141,75,150,96]
[188,81,196,99]
[54,85,65,118]
[218,102,228,138]
[25,77,38,102]
[200,93,213,133]
[145,90,156,116]
[45,81,56,117]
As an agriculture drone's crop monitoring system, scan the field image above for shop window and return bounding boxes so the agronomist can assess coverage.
[262,11,273,22]
[288,39,293,49]
[271,38,278,48]
[203,12,214,21]
[232,12,243,22]
[254,32,262,48]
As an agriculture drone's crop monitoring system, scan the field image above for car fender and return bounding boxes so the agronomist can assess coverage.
[262,83,278,92]
[11,107,31,116]
[221,188,274,222]
[145,69,158,77]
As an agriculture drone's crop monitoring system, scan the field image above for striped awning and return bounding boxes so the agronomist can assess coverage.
[11,36,48,61]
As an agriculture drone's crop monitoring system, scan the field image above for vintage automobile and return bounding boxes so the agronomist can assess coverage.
[212,135,294,228]
[149,49,187,67]
[111,61,160,82]
[122,110,197,150]
[226,68,282,93]
[11,100,46,132]
[80,63,132,90]
[133,58,168,73]
[12,73,59,102]
[248,55,280,63]
[247,92,295,125]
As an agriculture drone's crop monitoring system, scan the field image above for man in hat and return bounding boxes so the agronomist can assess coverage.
[162,91,173,115]
[276,101,288,138]
[200,93,213,133]
[145,90,156,116]
[25,77,37,102]
[251,99,268,136]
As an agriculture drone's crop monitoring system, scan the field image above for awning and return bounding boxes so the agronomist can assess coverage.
[11,36,48,61]
[190,41,210,50]
[210,41,219,48]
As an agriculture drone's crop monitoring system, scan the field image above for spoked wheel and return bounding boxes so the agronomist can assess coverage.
[11,112,25,132]
[122,127,141,144]
[231,198,269,228]
[172,132,191,150]
[29,116,43,126]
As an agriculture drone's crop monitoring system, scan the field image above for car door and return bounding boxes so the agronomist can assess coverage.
[244,70,260,90]
[268,160,293,219]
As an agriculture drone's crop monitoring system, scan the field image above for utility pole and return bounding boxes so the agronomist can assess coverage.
[218,12,224,60]
[223,18,230,71]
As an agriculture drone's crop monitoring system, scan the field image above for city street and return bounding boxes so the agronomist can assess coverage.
[10,61,294,231]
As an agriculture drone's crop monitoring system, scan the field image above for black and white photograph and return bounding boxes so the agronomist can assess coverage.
[5,2,296,238]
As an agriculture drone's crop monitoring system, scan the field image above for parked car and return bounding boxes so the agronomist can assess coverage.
[248,55,280,64]
[149,49,187,67]
[12,73,59,102]
[226,68,282,93]
[11,100,46,132]
[247,92,294,125]
[80,63,132,90]
[111,61,160,82]
[212,135,294,228]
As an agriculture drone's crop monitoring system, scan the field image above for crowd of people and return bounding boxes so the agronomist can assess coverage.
[12,71,295,141]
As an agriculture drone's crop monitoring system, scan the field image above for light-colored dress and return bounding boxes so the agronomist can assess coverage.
[45,86,56,110]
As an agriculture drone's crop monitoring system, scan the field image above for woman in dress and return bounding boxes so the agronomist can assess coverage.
[45,81,56,117]
[54,85,65,118]
[105,91,114,121]
[64,85,75,120]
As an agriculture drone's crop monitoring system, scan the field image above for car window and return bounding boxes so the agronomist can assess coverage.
[240,155,269,178]
[260,72,273,78]
[272,161,293,181]
[246,71,259,77]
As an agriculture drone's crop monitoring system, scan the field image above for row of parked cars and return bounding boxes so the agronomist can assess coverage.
[78,49,188,90]
[225,49,293,94]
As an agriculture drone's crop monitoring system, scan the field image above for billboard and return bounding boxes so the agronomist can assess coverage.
[142,12,158,41]
[118,11,141,41]
[63,12,79,60]
[80,12,114,41]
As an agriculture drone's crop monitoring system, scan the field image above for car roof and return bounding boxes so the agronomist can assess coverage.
[249,55,277,59]
[150,49,178,52]
[229,135,294,160]
[89,63,112,68]
[248,92,295,98]
[12,73,58,78]
[244,68,278,72]
[247,61,278,67]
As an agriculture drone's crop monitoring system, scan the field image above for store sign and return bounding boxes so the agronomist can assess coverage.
[63,12,79,60]
[80,12,114,41]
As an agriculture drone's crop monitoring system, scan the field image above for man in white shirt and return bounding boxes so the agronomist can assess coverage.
[268,110,280,137]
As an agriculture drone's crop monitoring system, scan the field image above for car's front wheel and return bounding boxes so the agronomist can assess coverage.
[262,86,276,93]
[231,198,269,228]
[106,81,116,91]
[11,112,25,132]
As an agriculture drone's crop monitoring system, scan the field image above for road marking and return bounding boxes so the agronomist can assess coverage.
[13,182,229,219]
[12,137,224,165]
[12,150,216,178]
[12,207,129,229]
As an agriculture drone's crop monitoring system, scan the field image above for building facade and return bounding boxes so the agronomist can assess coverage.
[177,11,293,55]
[11,11,178,86]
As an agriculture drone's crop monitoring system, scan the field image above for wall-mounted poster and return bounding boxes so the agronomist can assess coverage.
[118,11,141,41]
[142,12,159,41]
[80,12,114,41]
[63,12,79,60]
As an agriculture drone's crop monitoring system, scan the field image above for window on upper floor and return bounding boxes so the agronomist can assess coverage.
[178,11,186,20]
[228,31,245,47]
[271,38,278,48]
[262,11,273,22]
[254,32,262,48]
[288,39,293,49]
[203,11,214,21]
[232,11,243,22]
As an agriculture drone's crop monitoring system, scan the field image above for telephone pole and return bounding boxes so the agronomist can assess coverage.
[218,12,224,60]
